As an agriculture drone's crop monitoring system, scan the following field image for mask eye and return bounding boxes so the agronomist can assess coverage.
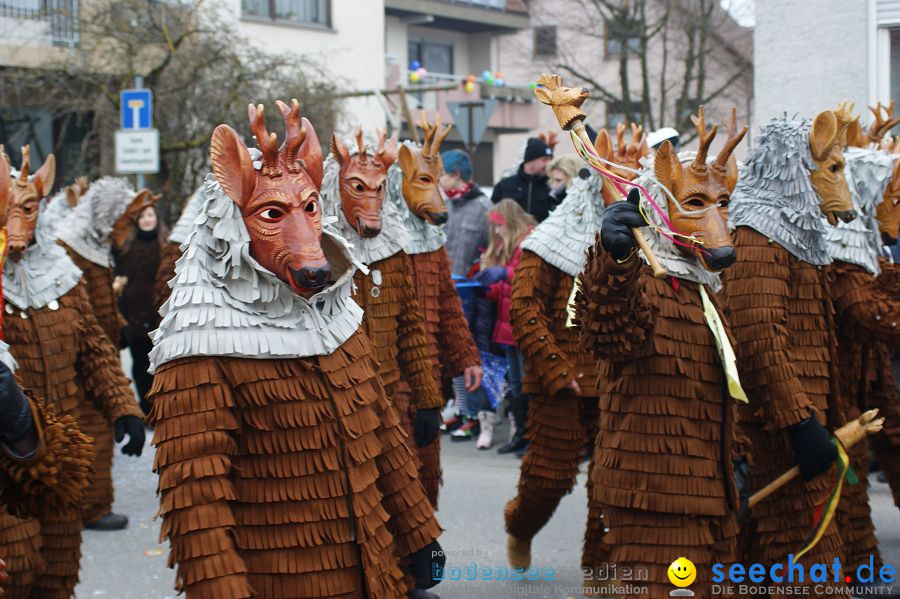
[305,200,319,214]
[830,163,841,174]
[354,183,364,192]
[418,176,432,184]
[377,183,384,193]
[685,197,705,209]
[260,208,284,221]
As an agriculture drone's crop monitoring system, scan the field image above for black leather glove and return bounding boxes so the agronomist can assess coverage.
[409,540,445,589]
[114,415,145,457]
[414,408,440,448]
[0,361,36,447]
[733,457,751,519]
[600,188,645,260]
[787,417,837,481]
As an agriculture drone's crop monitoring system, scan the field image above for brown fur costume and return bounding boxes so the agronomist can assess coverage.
[60,245,126,524]
[1,282,142,597]
[154,241,180,308]
[504,251,600,557]
[0,388,92,599]
[871,260,900,509]
[578,248,740,599]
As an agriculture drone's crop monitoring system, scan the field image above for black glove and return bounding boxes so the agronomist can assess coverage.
[787,417,837,481]
[600,188,645,260]
[114,415,145,457]
[733,457,751,519]
[414,408,440,448]
[409,540,445,589]
[119,326,132,350]
[0,361,36,447]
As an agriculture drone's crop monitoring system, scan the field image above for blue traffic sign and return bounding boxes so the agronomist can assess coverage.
[120,89,153,129]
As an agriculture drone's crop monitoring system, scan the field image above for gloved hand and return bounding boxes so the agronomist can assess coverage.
[0,360,36,448]
[733,457,751,519]
[409,540,445,589]
[119,326,132,350]
[414,407,441,447]
[600,188,645,260]
[787,417,837,481]
[114,415,146,457]
[475,266,507,286]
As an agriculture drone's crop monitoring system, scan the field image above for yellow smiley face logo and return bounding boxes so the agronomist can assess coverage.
[668,557,696,587]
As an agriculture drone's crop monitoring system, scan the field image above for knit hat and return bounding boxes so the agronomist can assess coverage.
[523,137,553,163]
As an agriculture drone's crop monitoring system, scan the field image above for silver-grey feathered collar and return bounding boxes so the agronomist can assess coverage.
[169,184,206,245]
[636,151,724,292]
[825,147,893,275]
[149,174,367,373]
[729,117,831,265]
[321,151,410,265]
[42,191,77,238]
[3,203,82,310]
[521,173,604,277]
[55,177,135,267]
[386,145,447,255]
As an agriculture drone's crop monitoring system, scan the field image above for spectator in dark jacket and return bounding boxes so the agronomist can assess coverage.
[491,137,555,222]
[441,150,491,276]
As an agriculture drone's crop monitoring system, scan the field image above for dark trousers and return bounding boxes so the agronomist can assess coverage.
[129,333,154,415]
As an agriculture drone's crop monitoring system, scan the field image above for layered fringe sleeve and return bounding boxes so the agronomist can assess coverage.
[434,249,480,376]
[73,283,144,423]
[148,358,252,599]
[154,242,181,310]
[721,228,816,429]
[510,251,576,396]
[575,239,653,362]
[396,255,444,410]
[0,390,93,518]
[832,260,900,343]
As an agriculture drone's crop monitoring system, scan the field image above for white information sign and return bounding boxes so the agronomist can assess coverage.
[115,129,160,174]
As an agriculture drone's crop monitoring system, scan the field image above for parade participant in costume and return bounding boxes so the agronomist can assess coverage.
[577,108,748,598]
[0,147,145,598]
[388,114,482,504]
[154,185,205,308]
[721,109,859,594]
[147,100,444,599]
[55,177,147,530]
[826,139,900,571]
[321,128,445,500]
[113,196,167,415]
[42,177,88,235]
[504,124,647,571]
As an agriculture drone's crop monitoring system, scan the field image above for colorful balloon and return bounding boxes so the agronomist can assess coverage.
[481,70,492,81]
[466,74,477,83]
[416,67,427,78]
[463,81,476,94]
[410,60,421,70]
[409,71,421,83]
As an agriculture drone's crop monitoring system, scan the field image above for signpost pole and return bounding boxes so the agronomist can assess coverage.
[134,75,145,190]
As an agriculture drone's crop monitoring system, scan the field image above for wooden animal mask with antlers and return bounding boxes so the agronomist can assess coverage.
[533,74,589,130]
[654,107,747,271]
[809,104,856,226]
[330,128,398,238]
[4,146,56,263]
[110,189,160,248]
[65,176,90,208]
[210,99,329,298]
[877,138,900,244]
[593,122,650,205]
[398,113,452,226]
[0,152,10,227]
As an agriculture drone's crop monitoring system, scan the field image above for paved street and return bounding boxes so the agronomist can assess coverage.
[77,412,900,599]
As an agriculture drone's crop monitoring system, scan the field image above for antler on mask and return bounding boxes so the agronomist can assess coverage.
[869,100,900,143]
[418,111,452,161]
[690,106,719,174]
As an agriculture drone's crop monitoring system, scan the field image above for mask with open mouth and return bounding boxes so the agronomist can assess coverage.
[331,128,398,238]
[210,99,327,298]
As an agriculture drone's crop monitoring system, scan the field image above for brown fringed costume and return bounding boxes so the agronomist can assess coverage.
[148,103,442,599]
[1,149,144,598]
[387,121,481,506]
[321,131,444,507]
[577,109,748,598]
[55,177,140,525]
[722,113,858,594]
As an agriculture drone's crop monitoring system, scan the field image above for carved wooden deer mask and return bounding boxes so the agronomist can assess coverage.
[4,146,55,263]
[878,145,900,244]
[210,99,328,298]
[654,107,747,272]
[331,128,398,238]
[809,105,856,226]
[593,122,650,206]
[398,113,452,226]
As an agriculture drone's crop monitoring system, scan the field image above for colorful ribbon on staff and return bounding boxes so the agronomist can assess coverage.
[568,129,703,251]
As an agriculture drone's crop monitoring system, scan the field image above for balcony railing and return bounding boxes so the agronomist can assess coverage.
[442,0,506,10]
[0,0,79,47]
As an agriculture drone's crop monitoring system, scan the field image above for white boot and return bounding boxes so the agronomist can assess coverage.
[508,412,517,442]
[476,411,495,449]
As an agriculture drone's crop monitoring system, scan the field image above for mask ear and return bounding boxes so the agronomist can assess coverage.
[330,133,350,167]
[723,154,739,193]
[32,154,56,199]
[654,140,682,198]
[210,124,256,208]
[398,144,417,177]
[593,128,614,161]
[0,153,10,224]
[810,110,838,161]
[296,116,323,188]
